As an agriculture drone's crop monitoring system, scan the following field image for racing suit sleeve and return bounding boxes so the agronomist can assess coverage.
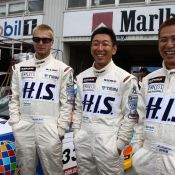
[57,67,74,138]
[131,79,146,154]
[72,77,82,136]
[8,65,20,126]
[116,77,141,151]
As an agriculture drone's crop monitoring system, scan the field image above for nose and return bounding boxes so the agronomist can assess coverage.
[97,43,103,50]
[166,38,175,48]
[167,39,173,45]
[38,40,44,44]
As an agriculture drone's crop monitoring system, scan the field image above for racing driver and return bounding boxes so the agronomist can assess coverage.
[73,27,142,175]
[132,17,175,175]
[8,24,74,175]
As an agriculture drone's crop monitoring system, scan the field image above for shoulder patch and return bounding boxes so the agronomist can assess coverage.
[64,67,70,72]
[123,75,130,82]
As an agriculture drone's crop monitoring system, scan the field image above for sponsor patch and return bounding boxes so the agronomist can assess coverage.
[148,83,164,93]
[32,117,44,123]
[20,67,36,71]
[145,95,175,124]
[44,74,59,80]
[21,71,35,79]
[66,84,74,104]
[66,74,74,104]
[148,76,165,84]
[83,84,95,91]
[82,92,120,117]
[156,145,172,154]
[102,86,118,92]
[104,79,116,83]
[20,80,58,103]
[128,86,138,119]
[144,125,155,133]
[83,77,97,83]
[46,68,57,72]
[22,101,32,106]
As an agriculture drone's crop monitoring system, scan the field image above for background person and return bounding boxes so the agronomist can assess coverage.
[138,67,150,82]
[8,24,74,175]
[138,67,150,89]
[73,27,142,175]
[132,17,175,175]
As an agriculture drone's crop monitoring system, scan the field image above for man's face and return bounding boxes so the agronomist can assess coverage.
[91,34,117,70]
[159,25,175,69]
[33,29,53,60]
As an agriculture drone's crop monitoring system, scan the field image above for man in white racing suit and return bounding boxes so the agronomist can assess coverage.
[73,27,142,175]
[132,17,175,175]
[8,24,74,175]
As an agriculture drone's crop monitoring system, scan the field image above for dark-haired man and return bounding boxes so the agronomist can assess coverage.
[73,27,142,175]
[132,17,175,175]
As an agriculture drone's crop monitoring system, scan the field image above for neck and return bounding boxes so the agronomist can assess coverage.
[35,52,50,60]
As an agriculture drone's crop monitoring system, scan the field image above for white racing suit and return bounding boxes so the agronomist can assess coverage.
[8,54,74,175]
[132,62,175,175]
[73,60,140,175]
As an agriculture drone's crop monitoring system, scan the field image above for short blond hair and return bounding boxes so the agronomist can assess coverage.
[32,24,54,39]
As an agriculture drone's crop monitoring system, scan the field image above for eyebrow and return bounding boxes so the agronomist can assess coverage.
[92,40,112,42]
[159,34,175,38]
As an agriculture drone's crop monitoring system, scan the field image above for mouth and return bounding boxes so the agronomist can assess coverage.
[38,48,45,51]
[96,54,105,58]
[165,50,175,56]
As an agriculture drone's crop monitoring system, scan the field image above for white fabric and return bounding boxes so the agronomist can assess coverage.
[132,62,175,175]
[73,60,140,175]
[9,54,74,175]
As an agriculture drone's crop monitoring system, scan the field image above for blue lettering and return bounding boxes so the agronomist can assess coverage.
[82,94,115,115]
[4,21,13,36]
[100,97,115,114]
[43,84,55,100]
[23,82,35,99]
[0,18,37,37]
[146,97,162,119]
[82,94,94,112]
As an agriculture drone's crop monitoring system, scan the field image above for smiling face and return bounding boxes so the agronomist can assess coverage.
[33,29,53,60]
[159,25,175,69]
[91,34,117,70]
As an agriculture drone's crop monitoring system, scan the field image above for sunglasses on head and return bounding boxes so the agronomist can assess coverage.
[32,37,53,43]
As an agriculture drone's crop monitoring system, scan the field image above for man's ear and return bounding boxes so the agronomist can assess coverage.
[112,45,117,55]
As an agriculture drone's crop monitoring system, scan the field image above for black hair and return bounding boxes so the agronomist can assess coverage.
[90,27,117,45]
[158,17,175,37]
[139,67,150,74]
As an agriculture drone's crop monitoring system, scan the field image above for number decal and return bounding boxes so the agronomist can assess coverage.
[62,148,70,164]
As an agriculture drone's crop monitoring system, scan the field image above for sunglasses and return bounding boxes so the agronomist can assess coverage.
[32,37,53,43]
